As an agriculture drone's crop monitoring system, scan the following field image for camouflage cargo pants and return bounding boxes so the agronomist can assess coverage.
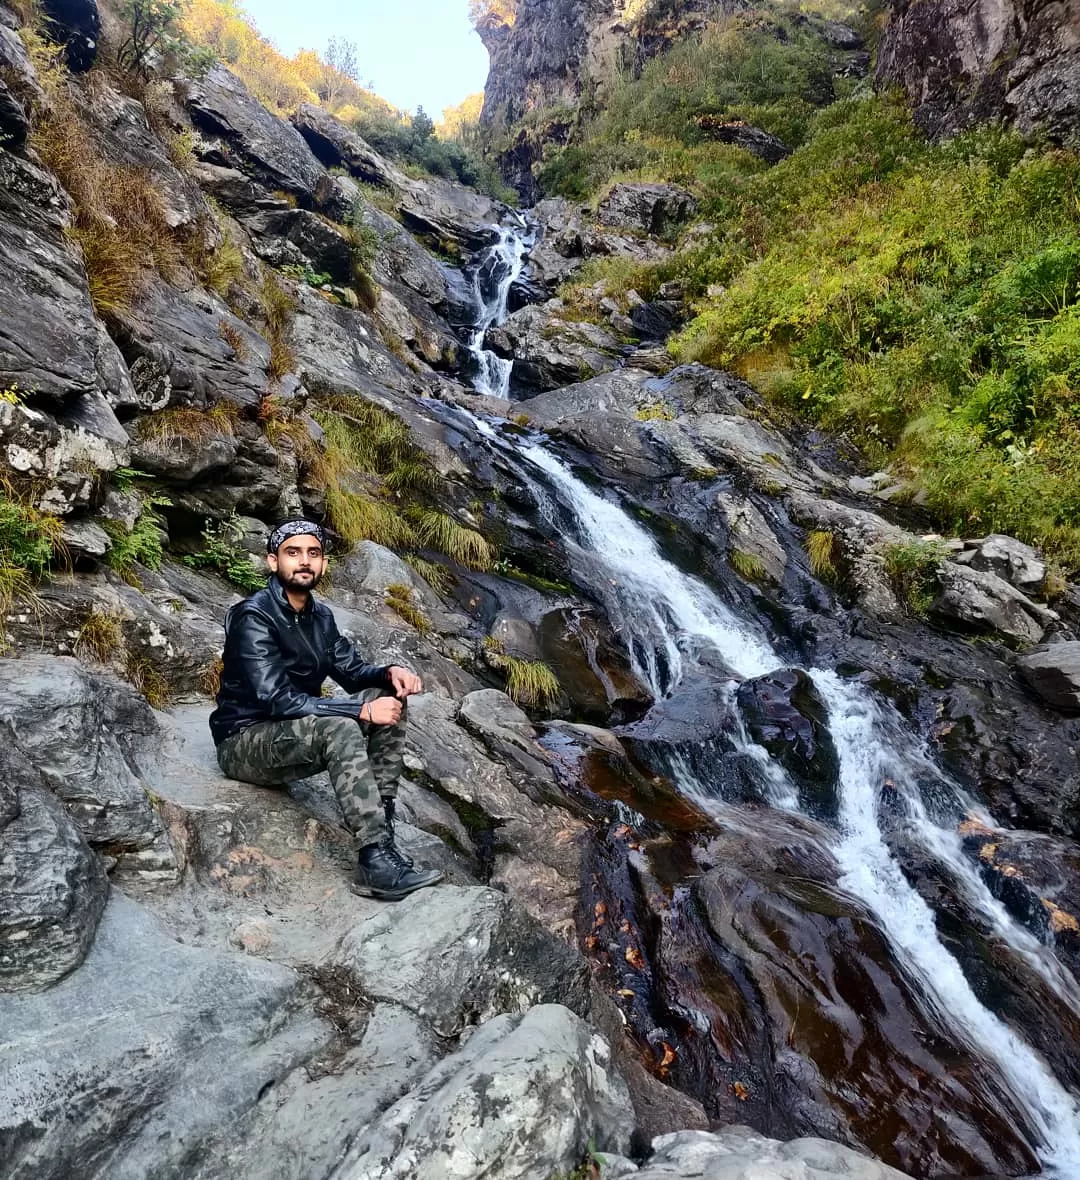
[216,687,404,849]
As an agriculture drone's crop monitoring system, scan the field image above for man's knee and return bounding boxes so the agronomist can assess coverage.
[314,714,365,751]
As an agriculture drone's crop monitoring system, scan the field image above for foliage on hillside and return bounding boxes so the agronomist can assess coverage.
[537,8,1080,571]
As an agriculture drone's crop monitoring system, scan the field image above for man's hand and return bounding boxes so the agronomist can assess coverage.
[387,666,423,700]
[360,697,403,726]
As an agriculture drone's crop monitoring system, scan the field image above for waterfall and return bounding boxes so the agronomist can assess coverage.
[464,215,532,399]
[462,364,1080,1172]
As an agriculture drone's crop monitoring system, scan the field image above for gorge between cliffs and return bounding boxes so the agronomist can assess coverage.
[2,1,1080,1178]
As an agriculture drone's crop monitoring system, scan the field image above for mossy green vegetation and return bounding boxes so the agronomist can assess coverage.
[384,582,431,634]
[881,537,949,618]
[182,514,265,593]
[311,398,494,573]
[103,498,169,587]
[533,8,1080,571]
[0,495,63,620]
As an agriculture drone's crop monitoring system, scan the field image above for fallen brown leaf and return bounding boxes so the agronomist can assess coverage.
[732,1081,750,1101]
[625,946,645,970]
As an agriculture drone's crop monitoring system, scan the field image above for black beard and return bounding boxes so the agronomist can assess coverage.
[279,569,322,593]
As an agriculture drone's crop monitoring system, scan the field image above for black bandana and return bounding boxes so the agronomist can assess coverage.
[267,519,327,554]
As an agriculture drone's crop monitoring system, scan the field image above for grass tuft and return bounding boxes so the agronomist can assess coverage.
[403,554,454,595]
[728,549,768,582]
[125,652,172,709]
[806,529,840,582]
[385,582,431,634]
[408,508,493,571]
[74,608,124,663]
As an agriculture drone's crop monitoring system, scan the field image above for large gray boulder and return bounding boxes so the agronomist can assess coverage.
[185,63,328,201]
[0,742,107,993]
[486,301,623,394]
[332,885,590,1034]
[595,183,697,237]
[527,197,672,287]
[0,892,331,1180]
[932,563,1055,645]
[956,533,1047,593]
[112,279,271,411]
[0,656,160,850]
[330,1004,634,1180]
[601,1126,913,1179]
[1017,642,1080,712]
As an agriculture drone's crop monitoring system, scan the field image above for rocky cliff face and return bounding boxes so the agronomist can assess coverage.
[876,0,1080,139]
[477,0,747,129]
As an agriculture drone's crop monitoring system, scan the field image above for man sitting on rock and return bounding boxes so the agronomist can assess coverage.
[209,518,443,901]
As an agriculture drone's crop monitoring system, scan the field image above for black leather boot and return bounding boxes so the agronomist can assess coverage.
[351,840,443,901]
[381,796,413,867]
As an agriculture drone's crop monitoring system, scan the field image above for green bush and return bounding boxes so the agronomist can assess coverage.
[182,514,265,592]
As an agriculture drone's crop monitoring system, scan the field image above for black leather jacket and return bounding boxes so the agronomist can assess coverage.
[209,576,392,746]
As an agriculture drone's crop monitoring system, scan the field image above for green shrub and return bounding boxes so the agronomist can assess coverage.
[881,538,949,618]
[0,495,63,619]
[103,497,169,586]
[182,514,265,592]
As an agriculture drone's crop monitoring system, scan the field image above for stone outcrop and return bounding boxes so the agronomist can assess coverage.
[876,0,1080,142]
[1017,641,1080,712]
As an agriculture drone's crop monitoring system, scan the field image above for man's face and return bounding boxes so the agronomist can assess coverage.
[268,534,326,593]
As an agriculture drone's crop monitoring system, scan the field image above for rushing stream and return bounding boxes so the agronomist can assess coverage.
[462,223,1080,1175]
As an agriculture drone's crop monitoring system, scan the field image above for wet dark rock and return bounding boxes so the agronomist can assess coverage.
[0,78,28,147]
[693,844,1042,1177]
[0,742,107,993]
[961,823,1080,980]
[629,299,683,342]
[596,183,697,238]
[697,119,792,163]
[736,669,840,820]
[889,824,1080,1092]
[1017,641,1080,712]
[40,0,98,71]
[537,607,653,726]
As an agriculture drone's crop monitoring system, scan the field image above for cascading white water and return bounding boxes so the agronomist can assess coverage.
[509,429,1080,1175]
[465,216,531,399]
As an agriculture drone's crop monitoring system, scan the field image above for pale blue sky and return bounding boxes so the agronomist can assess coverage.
[245,0,490,117]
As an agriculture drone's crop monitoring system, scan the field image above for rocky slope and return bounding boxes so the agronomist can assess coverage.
[2,0,1080,1178]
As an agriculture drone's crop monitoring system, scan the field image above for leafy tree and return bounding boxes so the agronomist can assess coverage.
[116,0,183,77]
[411,107,435,146]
